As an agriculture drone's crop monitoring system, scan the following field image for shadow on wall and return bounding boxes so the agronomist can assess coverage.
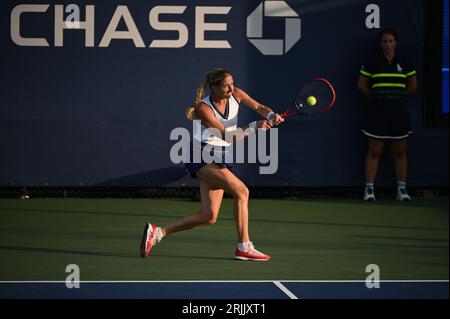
[94,166,191,187]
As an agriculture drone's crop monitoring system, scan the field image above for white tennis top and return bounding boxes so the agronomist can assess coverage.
[193,95,239,146]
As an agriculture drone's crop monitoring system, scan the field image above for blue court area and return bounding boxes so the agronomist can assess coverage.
[0,281,447,299]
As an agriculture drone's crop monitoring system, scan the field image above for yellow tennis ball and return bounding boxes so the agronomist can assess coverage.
[307,96,317,106]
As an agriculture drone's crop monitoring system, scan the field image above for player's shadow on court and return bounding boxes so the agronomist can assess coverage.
[0,207,185,220]
[1,206,447,232]
[0,245,137,258]
[0,245,232,261]
[151,253,233,261]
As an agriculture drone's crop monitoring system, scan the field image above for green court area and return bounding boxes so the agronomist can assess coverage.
[0,198,448,281]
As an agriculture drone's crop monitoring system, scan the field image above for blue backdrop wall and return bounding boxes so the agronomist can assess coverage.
[1,0,448,187]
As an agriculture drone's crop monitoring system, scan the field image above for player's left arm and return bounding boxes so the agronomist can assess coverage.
[404,59,417,95]
[233,87,284,124]
[406,75,417,95]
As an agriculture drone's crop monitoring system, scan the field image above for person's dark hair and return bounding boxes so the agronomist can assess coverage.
[378,28,398,42]
[185,68,232,120]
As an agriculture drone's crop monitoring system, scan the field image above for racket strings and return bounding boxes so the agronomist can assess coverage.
[294,81,334,115]
[281,78,336,119]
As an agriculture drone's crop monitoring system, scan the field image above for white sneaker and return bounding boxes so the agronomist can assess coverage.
[396,188,411,201]
[363,188,376,201]
[234,242,271,261]
[140,223,162,258]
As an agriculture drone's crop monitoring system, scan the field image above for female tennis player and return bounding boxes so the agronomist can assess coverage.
[140,68,283,261]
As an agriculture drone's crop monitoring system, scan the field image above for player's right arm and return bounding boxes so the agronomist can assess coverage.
[195,102,226,139]
[195,102,273,144]
[357,75,371,98]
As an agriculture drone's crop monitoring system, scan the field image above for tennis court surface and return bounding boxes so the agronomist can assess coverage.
[0,198,448,299]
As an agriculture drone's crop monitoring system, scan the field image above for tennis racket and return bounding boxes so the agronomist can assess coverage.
[278,77,336,120]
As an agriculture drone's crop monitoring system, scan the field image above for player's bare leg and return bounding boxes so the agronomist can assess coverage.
[196,164,250,243]
[365,138,384,182]
[195,164,270,261]
[162,180,224,236]
[391,139,411,201]
[141,171,224,257]
[364,138,384,200]
[142,164,270,260]
[391,139,407,182]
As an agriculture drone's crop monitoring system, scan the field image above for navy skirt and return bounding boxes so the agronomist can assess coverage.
[184,143,232,178]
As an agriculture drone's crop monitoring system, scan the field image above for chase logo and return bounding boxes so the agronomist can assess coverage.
[247,0,301,55]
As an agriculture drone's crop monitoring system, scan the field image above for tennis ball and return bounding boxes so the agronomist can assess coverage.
[306,96,317,106]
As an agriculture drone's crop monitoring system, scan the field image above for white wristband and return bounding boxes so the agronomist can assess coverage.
[266,111,275,121]
[248,121,258,130]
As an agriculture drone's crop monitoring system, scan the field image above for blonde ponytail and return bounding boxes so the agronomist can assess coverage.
[185,68,232,120]
[185,106,195,120]
[185,78,208,120]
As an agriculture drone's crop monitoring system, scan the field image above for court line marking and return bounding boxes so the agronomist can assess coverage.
[273,281,298,299]
[0,280,448,283]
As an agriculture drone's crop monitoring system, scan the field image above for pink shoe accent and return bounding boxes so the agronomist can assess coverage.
[140,223,158,258]
[234,242,271,261]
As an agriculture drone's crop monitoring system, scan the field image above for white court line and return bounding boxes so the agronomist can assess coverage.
[273,281,298,299]
[0,280,448,283]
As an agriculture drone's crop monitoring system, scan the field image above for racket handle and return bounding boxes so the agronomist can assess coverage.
[269,112,287,125]
[281,110,297,118]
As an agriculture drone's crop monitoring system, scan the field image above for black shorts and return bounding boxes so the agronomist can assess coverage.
[184,142,232,178]
[362,98,412,140]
